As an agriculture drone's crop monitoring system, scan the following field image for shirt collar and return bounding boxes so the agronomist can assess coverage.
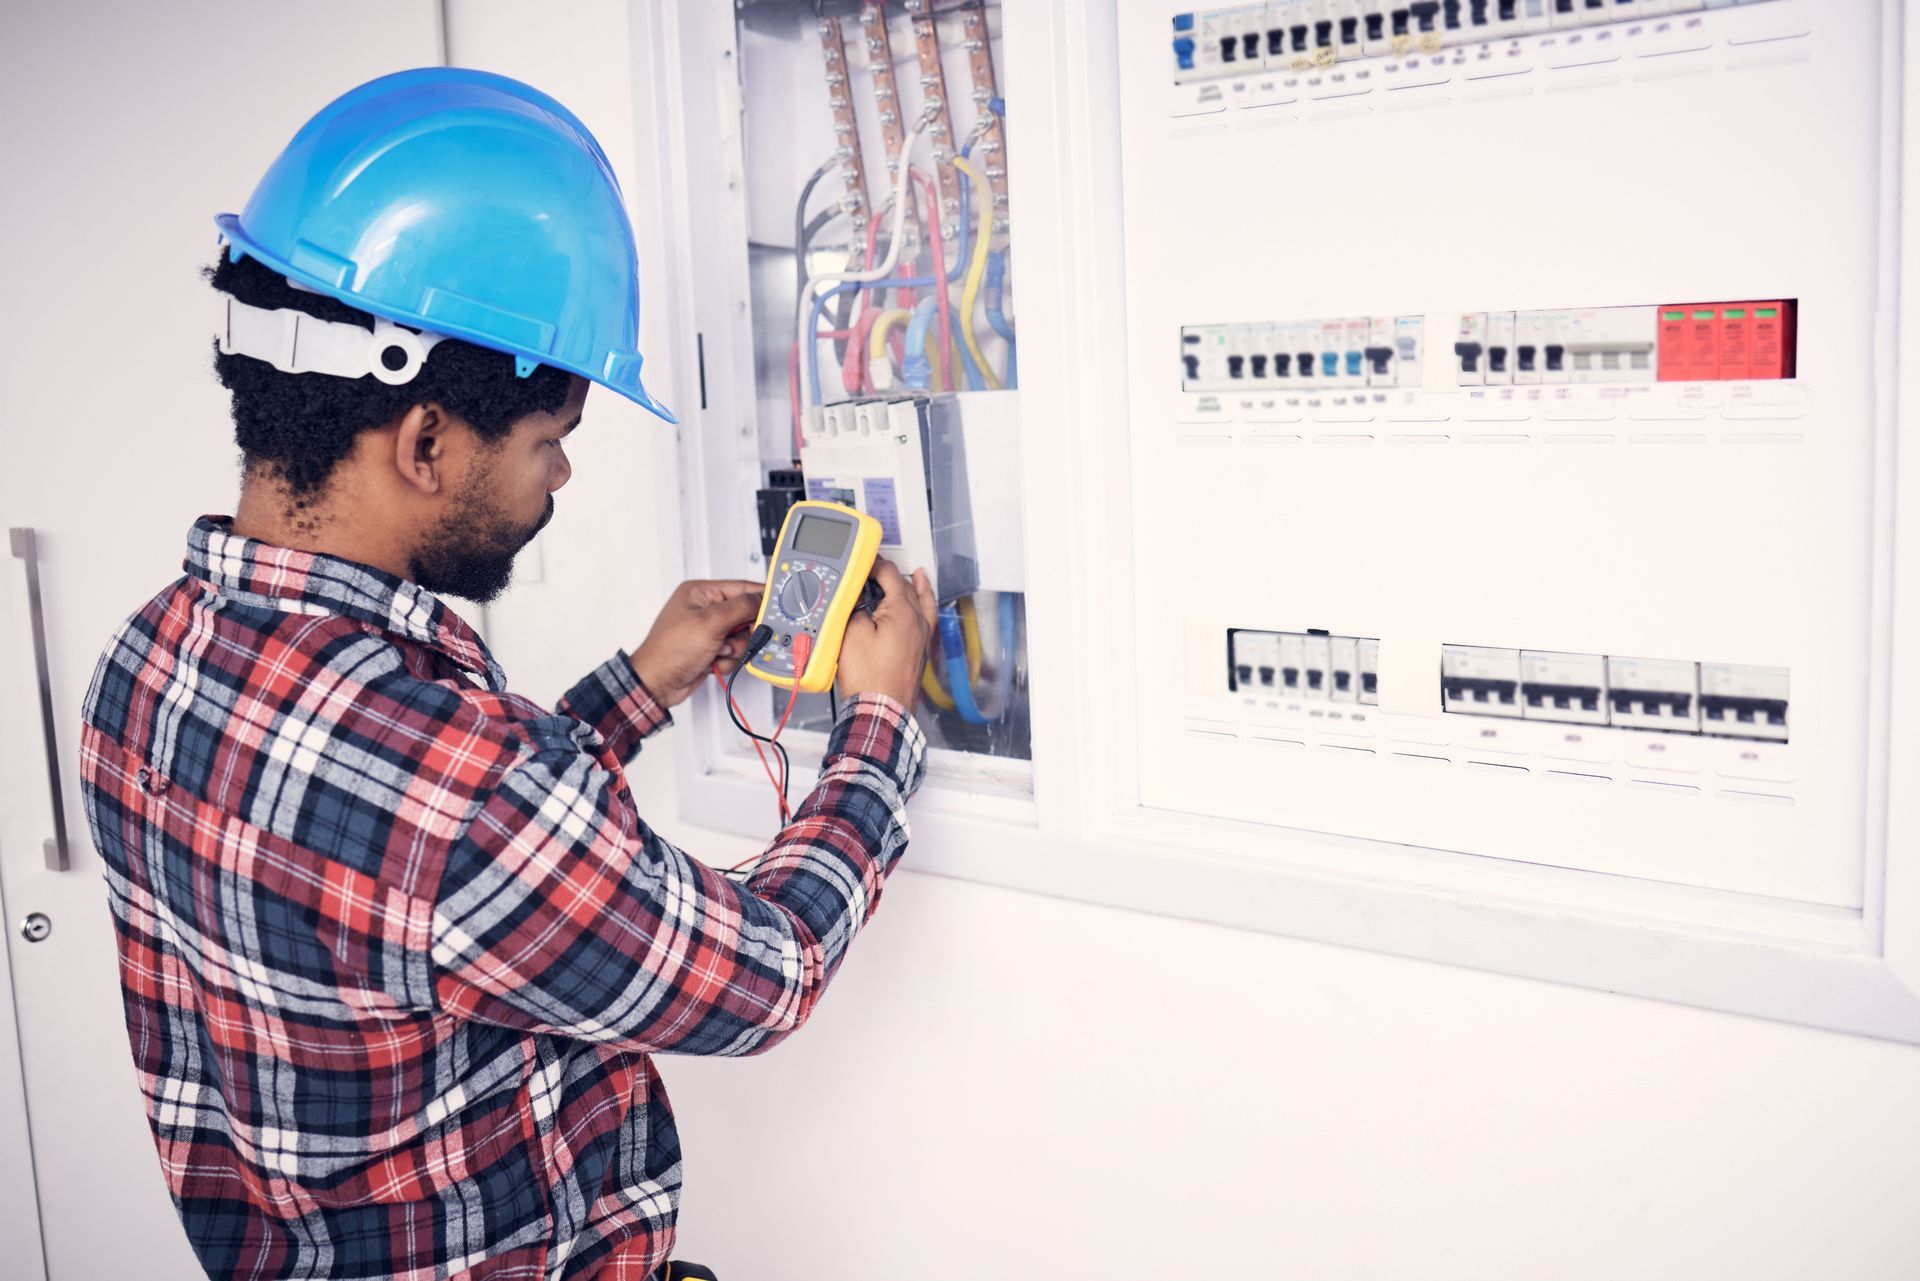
[185,515,507,692]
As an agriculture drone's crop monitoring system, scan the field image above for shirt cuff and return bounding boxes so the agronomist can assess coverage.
[558,651,673,764]
[822,692,927,798]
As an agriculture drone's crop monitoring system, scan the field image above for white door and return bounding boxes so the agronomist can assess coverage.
[0,4,442,1275]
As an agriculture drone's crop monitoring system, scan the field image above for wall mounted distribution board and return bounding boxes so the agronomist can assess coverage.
[638,0,1920,1041]
[1122,0,1877,913]
[1121,0,1858,910]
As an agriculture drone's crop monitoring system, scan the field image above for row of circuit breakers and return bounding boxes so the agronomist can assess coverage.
[1172,0,1782,80]
[1230,631,1791,741]
[1180,301,1795,391]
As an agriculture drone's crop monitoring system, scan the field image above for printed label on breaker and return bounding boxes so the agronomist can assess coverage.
[862,477,904,545]
[807,480,857,506]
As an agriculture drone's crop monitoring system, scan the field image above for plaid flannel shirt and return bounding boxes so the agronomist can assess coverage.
[77,516,926,1280]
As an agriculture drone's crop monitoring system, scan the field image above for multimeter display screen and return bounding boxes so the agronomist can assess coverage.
[790,513,852,558]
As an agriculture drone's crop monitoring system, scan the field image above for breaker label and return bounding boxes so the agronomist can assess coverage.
[861,477,904,545]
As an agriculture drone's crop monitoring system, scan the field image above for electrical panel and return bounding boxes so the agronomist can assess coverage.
[1122,0,1862,908]
[710,2,1028,767]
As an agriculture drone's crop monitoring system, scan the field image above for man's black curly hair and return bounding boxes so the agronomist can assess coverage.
[208,250,573,497]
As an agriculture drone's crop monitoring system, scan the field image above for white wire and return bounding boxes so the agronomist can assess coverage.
[794,110,934,413]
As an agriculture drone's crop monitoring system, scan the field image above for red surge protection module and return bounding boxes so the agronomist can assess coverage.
[1747,301,1796,379]
[1657,300,1796,381]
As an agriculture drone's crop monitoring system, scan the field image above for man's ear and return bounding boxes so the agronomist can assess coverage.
[391,403,448,496]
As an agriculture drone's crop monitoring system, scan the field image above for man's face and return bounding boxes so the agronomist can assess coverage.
[409,376,588,603]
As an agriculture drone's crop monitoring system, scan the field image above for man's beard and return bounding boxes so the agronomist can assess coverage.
[409,479,554,605]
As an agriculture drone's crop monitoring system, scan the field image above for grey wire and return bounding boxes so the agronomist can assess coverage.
[795,156,861,369]
[793,158,836,303]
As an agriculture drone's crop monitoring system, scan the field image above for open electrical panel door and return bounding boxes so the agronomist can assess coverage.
[631,0,1920,1044]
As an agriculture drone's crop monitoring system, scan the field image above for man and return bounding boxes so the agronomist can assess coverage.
[77,68,936,1279]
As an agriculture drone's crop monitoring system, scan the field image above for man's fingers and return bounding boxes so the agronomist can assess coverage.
[708,578,767,598]
[910,568,938,628]
[686,578,768,608]
[869,559,908,599]
[712,590,763,627]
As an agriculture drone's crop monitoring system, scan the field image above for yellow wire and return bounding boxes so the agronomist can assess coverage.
[869,308,913,388]
[949,153,1003,391]
[918,599,984,710]
[921,660,955,710]
[869,304,963,391]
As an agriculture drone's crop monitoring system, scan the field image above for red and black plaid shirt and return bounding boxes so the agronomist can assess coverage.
[78,516,925,1279]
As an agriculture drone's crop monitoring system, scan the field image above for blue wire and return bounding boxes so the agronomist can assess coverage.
[984,251,1017,389]
[808,146,978,404]
[902,298,985,391]
[939,608,990,724]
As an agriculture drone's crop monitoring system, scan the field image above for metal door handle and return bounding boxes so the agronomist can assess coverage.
[10,529,71,872]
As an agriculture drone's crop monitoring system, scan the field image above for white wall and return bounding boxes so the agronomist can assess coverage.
[455,6,1920,1278]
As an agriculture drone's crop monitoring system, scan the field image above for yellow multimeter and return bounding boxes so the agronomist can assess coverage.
[745,501,885,694]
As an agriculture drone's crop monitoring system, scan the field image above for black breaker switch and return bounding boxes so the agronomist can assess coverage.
[1391,8,1411,35]
[1227,354,1245,379]
[1487,345,1509,374]
[1365,346,1395,377]
[1183,353,1200,380]
[1524,683,1602,713]
[1454,341,1484,374]
[1242,31,1260,60]
[1314,19,1333,47]
[1702,694,1788,728]
[1365,13,1386,39]
[1411,2,1441,32]
[1443,675,1518,707]
[1340,16,1359,44]
[1610,688,1693,718]
[1544,344,1566,372]
[1250,354,1269,378]
[755,468,807,558]
[1516,344,1537,372]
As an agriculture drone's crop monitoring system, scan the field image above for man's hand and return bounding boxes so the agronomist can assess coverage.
[629,579,765,708]
[835,560,938,707]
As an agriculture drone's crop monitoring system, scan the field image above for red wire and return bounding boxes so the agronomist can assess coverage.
[721,635,815,877]
[905,168,955,391]
[770,636,812,745]
[713,660,789,828]
[844,307,879,394]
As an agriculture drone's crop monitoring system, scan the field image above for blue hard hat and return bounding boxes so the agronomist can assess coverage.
[215,66,674,423]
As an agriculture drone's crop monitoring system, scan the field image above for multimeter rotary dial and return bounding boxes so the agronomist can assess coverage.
[778,568,824,621]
